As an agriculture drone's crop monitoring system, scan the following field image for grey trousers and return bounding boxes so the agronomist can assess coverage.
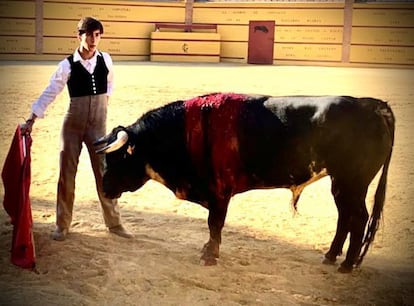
[56,94,121,230]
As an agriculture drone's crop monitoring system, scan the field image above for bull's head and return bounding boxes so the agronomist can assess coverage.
[94,126,149,199]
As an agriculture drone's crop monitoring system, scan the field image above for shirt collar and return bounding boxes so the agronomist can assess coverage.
[73,48,101,63]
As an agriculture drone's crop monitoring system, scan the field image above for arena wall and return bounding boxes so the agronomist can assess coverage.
[0,0,413,67]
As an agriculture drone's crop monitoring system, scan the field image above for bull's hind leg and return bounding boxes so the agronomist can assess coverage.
[340,197,368,273]
[200,197,230,266]
[324,178,351,264]
[324,211,350,264]
[325,178,369,273]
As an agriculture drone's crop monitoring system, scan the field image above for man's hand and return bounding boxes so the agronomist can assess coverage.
[20,115,36,135]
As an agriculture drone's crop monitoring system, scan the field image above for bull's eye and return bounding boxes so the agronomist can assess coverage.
[106,149,128,165]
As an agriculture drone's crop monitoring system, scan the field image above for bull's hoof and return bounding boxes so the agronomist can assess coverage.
[200,240,219,266]
[201,242,219,259]
[200,255,217,266]
[338,262,353,273]
[322,257,336,265]
[200,243,218,266]
[322,253,337,265]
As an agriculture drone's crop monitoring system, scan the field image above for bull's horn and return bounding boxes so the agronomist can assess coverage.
[95,130,129,154]
[93,134,111,146]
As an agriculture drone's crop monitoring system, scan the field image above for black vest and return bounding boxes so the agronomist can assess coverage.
[66,53,108,98]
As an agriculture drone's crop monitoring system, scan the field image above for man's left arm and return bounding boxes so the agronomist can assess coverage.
[103,52,114,97]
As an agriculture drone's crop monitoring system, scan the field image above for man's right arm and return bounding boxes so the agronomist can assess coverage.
[31,58,71,119]
[21,59,70,134]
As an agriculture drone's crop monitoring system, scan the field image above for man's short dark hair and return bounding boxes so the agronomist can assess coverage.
[77,17,104,35]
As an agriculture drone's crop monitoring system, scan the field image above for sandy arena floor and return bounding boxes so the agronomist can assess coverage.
[0,62,413,305]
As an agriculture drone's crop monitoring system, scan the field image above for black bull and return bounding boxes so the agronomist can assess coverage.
[94,93,394,272]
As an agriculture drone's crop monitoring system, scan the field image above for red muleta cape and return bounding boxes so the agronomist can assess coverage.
[1,126,35,269]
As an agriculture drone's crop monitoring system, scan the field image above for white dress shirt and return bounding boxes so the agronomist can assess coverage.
[32,49,114,118]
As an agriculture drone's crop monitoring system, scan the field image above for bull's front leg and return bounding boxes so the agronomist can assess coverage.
[200,197,230,266]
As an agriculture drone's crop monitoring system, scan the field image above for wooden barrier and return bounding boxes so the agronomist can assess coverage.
[151,22,219,63]
[151,30,220,63]
[275,44,342,62]
[0,1,36,56]
[0,0,413,67]
[350,3,414,66]
[154,22,217,32]
[193,4,344,26]
[194,2,345,64]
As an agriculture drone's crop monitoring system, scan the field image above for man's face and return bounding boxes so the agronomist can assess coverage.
[79,29,101,53]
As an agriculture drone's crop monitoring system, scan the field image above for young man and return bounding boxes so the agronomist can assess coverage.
[20,17,132,241]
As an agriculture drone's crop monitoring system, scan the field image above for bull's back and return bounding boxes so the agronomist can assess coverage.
[238,96,394,188]
[182,93,393,196]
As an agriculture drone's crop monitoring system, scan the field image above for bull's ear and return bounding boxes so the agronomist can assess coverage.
[127,144,135,155]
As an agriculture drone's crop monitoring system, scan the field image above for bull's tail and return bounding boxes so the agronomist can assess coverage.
[357,101,395,267]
